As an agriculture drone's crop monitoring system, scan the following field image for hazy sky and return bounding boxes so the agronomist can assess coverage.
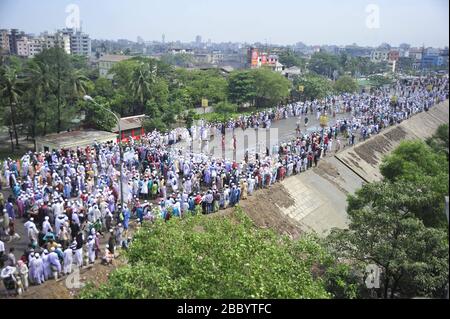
[0,0,448,47]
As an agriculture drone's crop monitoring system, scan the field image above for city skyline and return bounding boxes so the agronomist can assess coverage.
[0,0,448,48]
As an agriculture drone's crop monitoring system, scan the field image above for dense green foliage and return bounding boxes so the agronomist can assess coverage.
[328,136,449,299]
[293,73,334,101]
[80,209,332,299]
[368,74,394,88]
[334,75,359,93]
[379,140,448,228]
[426,124,449,159]
[227,68,291,108]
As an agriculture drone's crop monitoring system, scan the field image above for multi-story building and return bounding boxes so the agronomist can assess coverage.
[0,27,91,57]
[15,36,43,58]
[388,50,400,62]
[408,48,424,61]
[61,28,91,56]
[98,54,133,79]
[370,50,389,62]
[0,29,10,53]
[169,48,194,55]
[41,32,71,54]
[16,37,30,57]
[28,38,43,57]
[9,29,25,55]
[421,48,444,69]
[211,51,224,64]
[194,53,212,64]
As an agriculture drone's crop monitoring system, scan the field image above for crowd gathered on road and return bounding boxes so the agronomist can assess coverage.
[0,75,448,296]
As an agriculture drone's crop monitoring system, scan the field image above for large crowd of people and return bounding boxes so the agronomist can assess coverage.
[0,75,448,296]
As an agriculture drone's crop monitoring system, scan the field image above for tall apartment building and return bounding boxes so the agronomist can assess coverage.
[16,37,30,57]
[0,27,91,57]
[41,31,71,54]
[0,29,10,53]
[60,28,91,56]
[71,30,91,56]
[9,28,25,55]
[28,38,43,57]
[370,50,389,62]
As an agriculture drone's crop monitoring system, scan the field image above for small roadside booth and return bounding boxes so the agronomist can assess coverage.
[112,115,146,143]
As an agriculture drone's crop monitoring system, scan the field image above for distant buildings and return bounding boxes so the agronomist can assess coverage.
[247,48,285,72]
[98,54,133,79]
[0,29,10,53]
[195,35,202,46]
[0,27,91,58]
[370,50,389,62]
[61,28,91,56]
[169,48,194,55]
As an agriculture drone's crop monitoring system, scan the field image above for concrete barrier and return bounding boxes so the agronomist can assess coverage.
[335,101,449,182]
[243,101,449,236]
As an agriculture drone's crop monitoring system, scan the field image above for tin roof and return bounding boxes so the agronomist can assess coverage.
[112,114,146,132]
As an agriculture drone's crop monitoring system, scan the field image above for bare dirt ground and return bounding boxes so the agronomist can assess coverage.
[214,182,303,240]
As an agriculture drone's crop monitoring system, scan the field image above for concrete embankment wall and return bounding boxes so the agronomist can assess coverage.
[335,101,449,183]
[239,101,449,237]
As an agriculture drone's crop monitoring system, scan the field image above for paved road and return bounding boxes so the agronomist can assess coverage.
[176,111,352,162]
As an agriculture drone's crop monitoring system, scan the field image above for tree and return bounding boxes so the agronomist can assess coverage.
[82,96,116,131]
[308,52,342,79]
[322,263,363,299]
[187,69,227,107]
[0,64,22,150]
[184,109,196,129]
[380,140,448,183]
[334,75,359,94]
[24,60,53,145]
[67,69,90,107]
[227,70,256,107]
[93,77,114,99]
[327,198,449,298]
[35,47,71,133]
[130,61,157,114]
[278,50,306,69]
[368,74,393,88]
[251,68,291,108]
[79,208,331,299]
[379,140,448,228]
[426,124,449,159]
[293,73,333,101]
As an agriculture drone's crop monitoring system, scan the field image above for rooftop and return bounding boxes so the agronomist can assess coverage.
[36,129,118,146]
[112,114,146,132]
[98,54,133,62]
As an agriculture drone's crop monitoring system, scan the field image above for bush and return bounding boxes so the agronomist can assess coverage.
[79,208,331,299]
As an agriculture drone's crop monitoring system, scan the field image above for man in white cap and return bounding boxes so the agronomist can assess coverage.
[24,217,39,246]
[48,247,62,279]
[42,216,53,234]
[87,235,96,264]
[29,253,44,285]
[63,244,73,275]
[41,249,51,280]
[72,239,83,268]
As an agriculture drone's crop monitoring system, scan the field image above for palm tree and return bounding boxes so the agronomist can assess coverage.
[68,69,90,105]
[130,61,156,114]
[0,65,23,151]
[25,60,53,145]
